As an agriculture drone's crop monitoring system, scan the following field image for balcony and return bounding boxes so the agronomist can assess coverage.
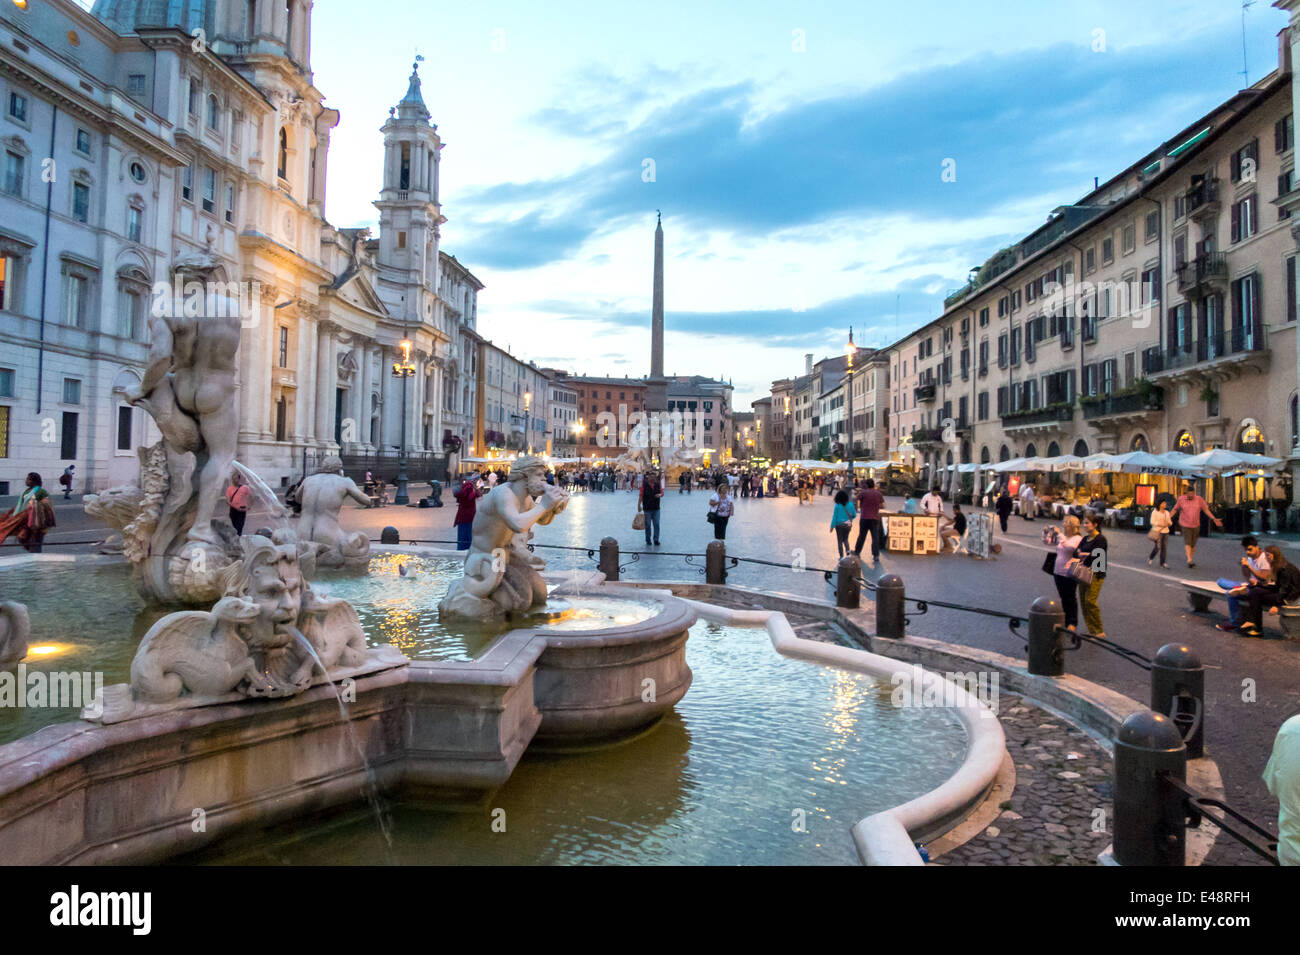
[1001,402,1075,433]
[910,427,944,447]
[978,362,988,378]
[1141,326,1269,382]
[1176,252,1228,293]
[1185,178,1220,221]
[1081,388,1164,428]
[914,382,937,403]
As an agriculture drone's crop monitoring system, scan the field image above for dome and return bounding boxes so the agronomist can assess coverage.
[91,0,217,36]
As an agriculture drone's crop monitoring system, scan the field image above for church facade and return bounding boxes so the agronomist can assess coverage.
[0,0,484,494]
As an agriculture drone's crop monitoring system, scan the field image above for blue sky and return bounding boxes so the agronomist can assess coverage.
[311,1,1289,407]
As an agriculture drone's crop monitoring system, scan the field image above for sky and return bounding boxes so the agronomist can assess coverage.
[309,0,1290,408]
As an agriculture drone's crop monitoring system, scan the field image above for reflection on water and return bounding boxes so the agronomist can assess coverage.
[537,597,659,631]
[190,622,969,866]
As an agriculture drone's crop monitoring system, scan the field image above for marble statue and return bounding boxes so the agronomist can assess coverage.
[85,261,246,604]
[439,456,569,622]
[0,601,30,667]
[298,455,372,568]
[130,533,369,703]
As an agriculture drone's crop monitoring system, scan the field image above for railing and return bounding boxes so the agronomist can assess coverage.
[1184,177,1220,215]
[910,427,944,445]
[1000,403,1074,427]
[914,383,937,402]
[1175,252,1227,290]
[1080,389,1163,419]
[1142,325,1268,374]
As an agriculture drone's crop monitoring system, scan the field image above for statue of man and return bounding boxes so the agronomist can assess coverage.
[458,455,568,612]
[126,283,241,546]
[298,455,372,565]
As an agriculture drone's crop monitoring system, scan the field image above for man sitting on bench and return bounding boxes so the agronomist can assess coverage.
[1216,535,1271,633]
[1240,545,1300,638]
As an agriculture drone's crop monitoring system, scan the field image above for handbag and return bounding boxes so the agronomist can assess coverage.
[706,511,717,524]
[1146,527,1161,542]
[1066,558,1094,585]
[1041,552,1056,575]
[633,497,645,531]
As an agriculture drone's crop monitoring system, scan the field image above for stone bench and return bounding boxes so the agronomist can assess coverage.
[1180,579,1300,639]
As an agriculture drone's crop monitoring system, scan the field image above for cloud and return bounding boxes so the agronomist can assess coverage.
[449,29,1240,273]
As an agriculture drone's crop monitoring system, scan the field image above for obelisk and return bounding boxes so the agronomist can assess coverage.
[645,212,669,418]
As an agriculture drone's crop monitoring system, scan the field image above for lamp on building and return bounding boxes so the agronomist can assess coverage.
[391,336,416,505]
[524,391,532,454]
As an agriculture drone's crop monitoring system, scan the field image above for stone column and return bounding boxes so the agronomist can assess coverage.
[316,324,335,445]
[358,340,374,449]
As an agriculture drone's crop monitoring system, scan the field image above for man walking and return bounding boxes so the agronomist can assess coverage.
[58,465,75,500]
[1173,481,1222,568]
[853,478,886,561]
[995,487,1014,533]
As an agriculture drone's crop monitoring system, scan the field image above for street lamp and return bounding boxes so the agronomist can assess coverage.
[845,328,856,477]
[524,391,532,454]
[391,336,416,505]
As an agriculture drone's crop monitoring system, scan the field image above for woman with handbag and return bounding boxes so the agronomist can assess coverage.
[1075,511,1109,639]
[830,489,857,557]
[1147,499,1172,568]
[639,471,662,546]
[708,479,733,540]
[1044,515,1084,630]
[0,473,49,549]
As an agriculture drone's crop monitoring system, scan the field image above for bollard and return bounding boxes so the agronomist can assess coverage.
[875,574,905,639]
[598,536,620,582]
[1150,643,1205,759]
[705,540,727,584]
[836,555,861,609]
[1113,710,1188,866]
[1026,596,1066,676]
[380,526,400,544]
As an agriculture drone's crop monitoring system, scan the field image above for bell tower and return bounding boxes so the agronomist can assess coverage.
[374,59,445,326]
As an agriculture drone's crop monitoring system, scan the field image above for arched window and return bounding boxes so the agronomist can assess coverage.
[999,444,1010,462]
[277,128,288,179]
[1238,422,1266,454]
[1176,429,1196,453]
[1047,441,1061,457]
[980,445,990,464]
[206,94,219,130]
[1025,442,1037,457]
[1131,433,1149,452]
[1072,439,1089,457]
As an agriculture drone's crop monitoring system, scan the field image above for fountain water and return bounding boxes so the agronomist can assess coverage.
[289,629,393,850]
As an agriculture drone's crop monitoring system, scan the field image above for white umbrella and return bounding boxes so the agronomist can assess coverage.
[1232,452,1284,470]
[1098,450,1169,474]
[992,457,1030,473]
[1181,449,1259,473]
[1039,454,1088,471]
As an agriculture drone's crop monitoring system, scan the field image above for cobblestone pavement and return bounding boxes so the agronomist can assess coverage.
[934,693,1112,866]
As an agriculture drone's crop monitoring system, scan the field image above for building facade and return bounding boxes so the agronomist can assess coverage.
[884,31,1299,494]
[0,0,489,494]
[666,374,733,464]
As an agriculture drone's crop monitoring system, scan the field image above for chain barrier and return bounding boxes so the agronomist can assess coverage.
[1054,624,1153,671]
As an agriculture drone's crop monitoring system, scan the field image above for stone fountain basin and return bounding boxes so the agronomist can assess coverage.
[0,580,697,864]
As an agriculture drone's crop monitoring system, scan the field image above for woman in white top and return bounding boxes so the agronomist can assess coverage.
[1148,500,1172,569]
[708,480,734,540]
[1048,514,1084,630]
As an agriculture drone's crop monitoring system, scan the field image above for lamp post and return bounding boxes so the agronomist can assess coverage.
[524,391,533,454]
[392,336,416,505]
[846,328,856,477]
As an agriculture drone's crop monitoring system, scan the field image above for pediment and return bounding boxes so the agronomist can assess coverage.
[334,271,388,315]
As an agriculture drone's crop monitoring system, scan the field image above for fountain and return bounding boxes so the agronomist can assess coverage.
[0,283,994,865]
